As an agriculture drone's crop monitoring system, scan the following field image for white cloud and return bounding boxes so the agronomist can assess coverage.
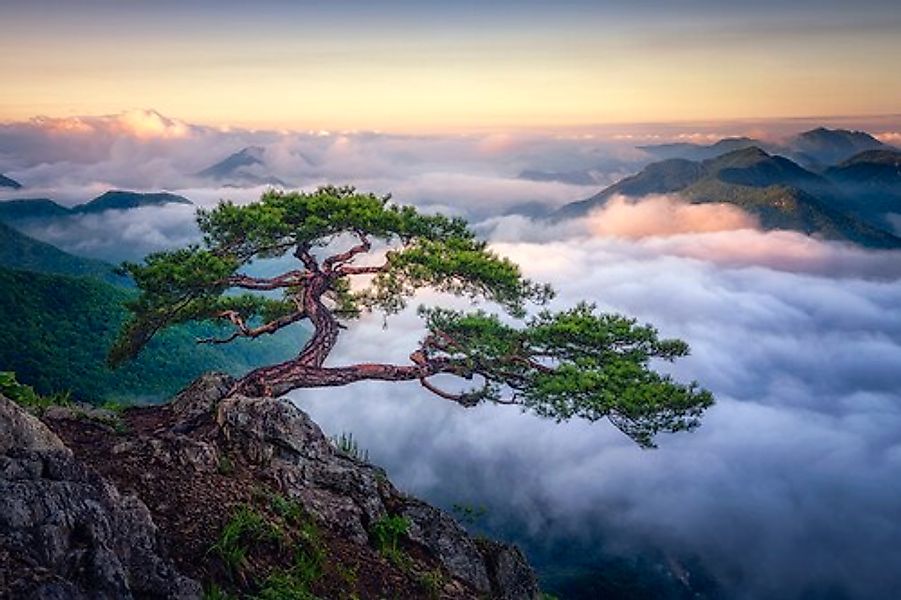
[0,111,646,219]
[290,220,901,599]
[15,203,200,262]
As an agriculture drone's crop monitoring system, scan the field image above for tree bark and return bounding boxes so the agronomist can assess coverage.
[236,361,433,397]
[230,241,471,400]
[233,273,339,392]
[232,350,468,398]
[295,276,339,368]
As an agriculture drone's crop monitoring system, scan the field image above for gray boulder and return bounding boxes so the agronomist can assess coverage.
[210,379,536,597]
[477,538,542,600]
[0,394,201,599]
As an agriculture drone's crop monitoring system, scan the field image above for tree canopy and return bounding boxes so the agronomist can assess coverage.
[111,186,712,447]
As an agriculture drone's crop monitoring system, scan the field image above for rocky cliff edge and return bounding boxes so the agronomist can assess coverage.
[0,373,540,599]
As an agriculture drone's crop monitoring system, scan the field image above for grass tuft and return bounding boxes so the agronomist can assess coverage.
[371,514,411,568]
[0,371,72,415]
[331,431,370,463]
[210,505,284,579]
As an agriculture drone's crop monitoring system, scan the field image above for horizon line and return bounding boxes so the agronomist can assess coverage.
[2,108,900,138]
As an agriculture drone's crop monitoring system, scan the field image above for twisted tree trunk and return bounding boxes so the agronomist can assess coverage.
[234,272,342,396]
[230,243,477,402]
[295,276,340,368]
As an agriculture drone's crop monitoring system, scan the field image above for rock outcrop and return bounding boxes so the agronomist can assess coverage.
[0,374,541,599]
[0,394,201,599]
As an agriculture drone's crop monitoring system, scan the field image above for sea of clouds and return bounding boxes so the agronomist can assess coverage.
[297,216,901,599]
[0,110,634,261]
[2,112,900,598]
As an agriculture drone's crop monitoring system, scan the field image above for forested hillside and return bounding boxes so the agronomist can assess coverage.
[0,266,301,401]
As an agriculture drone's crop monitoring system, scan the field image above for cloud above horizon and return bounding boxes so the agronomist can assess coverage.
[0,111,636,218]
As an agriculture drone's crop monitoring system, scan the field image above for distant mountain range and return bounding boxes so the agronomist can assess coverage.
[75,190,192,213]
[639,127,893,170]
[195,146,289,188]
[637,137,762,162]
[0,190,193,223]
[0,220,123,283]
[517,157,644,187]
[554,145,901,249]
[0,174,22,189]
[514,128,890,187]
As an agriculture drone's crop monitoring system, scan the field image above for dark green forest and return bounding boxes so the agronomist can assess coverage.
[0,266,300,402]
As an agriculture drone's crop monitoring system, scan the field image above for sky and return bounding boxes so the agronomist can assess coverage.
[2,0,900,131]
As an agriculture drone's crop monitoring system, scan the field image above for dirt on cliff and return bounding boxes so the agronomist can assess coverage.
[1,373,540,600]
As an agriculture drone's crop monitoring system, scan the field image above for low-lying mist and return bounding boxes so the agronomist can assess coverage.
[291,206,901,599]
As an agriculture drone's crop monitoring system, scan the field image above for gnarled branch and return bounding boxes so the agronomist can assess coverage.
[417,376,482,407]
[226,271,309,290]
[198,309,307,345]
[295,243,320,272]
[337,263,388,276]
[323,230,371,273]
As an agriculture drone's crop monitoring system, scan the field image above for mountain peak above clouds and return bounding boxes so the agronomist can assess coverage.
[196,146,288,188]
[700,146,828,188]
[553,145,901,248]
[0,198,70,222]
[0,174,22,189]
[836,148,901,167]
[787,127,889,167]
[826,148,901,185]
[637,127,894,169]
[0,192,192,224]
[792,127,885,151]
[73,190,193,213]
[197,145,265,177]
[638,137,764,161]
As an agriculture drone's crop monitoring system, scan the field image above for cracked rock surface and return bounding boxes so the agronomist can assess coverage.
[1,374,540,599]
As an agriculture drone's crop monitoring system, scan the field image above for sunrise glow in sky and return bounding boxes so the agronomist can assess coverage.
[2,0,900,131]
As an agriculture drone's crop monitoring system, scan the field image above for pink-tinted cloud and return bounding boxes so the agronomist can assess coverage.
[30,109,194,140]
[483,196,901,279]
[874,131,901,144]
[585,195,758,238]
